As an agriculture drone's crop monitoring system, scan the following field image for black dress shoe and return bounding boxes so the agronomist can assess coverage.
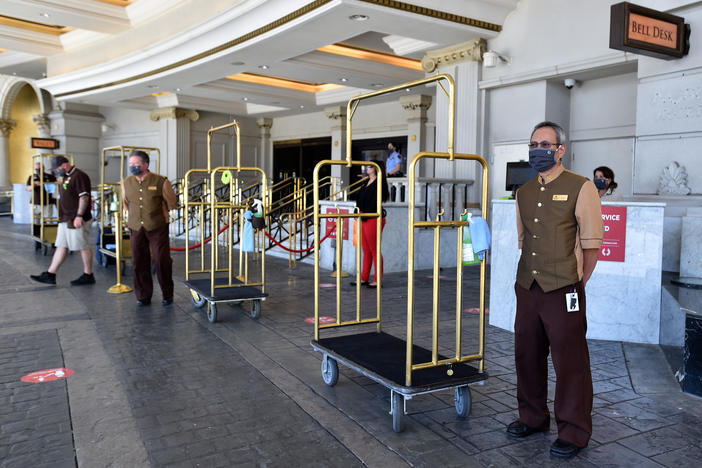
[30,271,56,285]
[137,299,151,307]
[162,297,173,306]
[506,420,548,439]
[550,439,581,459]
[350,281,369,286]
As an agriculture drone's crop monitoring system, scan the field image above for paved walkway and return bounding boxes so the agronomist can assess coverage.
[1,218,701,467]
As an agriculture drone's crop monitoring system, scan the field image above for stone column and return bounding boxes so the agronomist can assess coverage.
[256,117,273,179]
[0,119,17,188]
[151,107,199,181]
[454,183,466,220]
[325,106,348,186]
[423,39,486,201]
[400,94,432,176]
[440,183,453,220]
[48,104,104,183]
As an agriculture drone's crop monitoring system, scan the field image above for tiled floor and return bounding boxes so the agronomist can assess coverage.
[1,218,701,467]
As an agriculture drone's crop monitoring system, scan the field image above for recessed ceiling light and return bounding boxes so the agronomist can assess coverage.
[39,12,50,18]
[299,105,305,109]
[406,88,412,92]
[371,83,384,88]
[349,14,369,21]
[242,97,248,101]
[146,84,159,89]
[231,61,245,66]
[12,72,17,76]
[258,65,269,70]
[176,88,182,92]
[340,77,348,82]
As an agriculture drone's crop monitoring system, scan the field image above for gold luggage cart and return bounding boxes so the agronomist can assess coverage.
[184,121,268,323]
[310,75,489,432]
[30,153,71,255]
[98,146,160,269]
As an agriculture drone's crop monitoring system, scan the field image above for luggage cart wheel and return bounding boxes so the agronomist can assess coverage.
[321,355,338,387]
[250,300,261,319]
[190,290,206,309]
[454,386,471,418]
[207,302,218,323]
[391,392,405,433]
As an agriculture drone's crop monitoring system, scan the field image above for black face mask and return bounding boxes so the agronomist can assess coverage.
[594,178,609,190]
[54,168,66,178]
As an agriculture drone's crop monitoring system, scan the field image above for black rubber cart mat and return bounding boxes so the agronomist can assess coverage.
[312,331,487,394]
[184,277,268,302]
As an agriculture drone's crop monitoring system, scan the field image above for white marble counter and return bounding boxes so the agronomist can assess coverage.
[489,199,665,344]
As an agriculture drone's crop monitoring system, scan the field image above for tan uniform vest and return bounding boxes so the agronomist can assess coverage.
[516,170,587,292]
[124,173,167,231]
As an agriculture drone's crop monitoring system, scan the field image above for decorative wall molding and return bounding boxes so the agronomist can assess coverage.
[658,161,692,196]
[421,38,486,73]
[0,119,17,137]
[149,107,199,122]
[256,117,273,129]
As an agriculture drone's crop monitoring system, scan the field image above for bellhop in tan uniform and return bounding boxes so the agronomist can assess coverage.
[122,152,177,306]
[507,122,603,459]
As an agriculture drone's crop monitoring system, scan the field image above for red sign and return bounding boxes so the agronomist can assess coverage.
[304,316,337,324]
[324,208,349,240]
[600,206,627,262]
[30,137,60,149]
[21,368,74,383]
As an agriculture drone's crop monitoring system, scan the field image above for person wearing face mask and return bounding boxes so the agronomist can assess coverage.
[506,121,604,460]
[593,166,619,200]
[121,150,177,306]
[30,156,95,286]
[385,142,403,177]
[349,160,389,288]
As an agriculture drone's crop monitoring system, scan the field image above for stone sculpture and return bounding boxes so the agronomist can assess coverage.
[657,161,692,195]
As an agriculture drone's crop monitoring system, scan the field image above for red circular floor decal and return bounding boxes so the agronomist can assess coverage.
[304,316,337,324]
[21,368,74,383]
[465,307,489,315]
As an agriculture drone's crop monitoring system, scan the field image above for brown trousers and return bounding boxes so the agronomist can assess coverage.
[514,280,592,448]
[130,225,173,302]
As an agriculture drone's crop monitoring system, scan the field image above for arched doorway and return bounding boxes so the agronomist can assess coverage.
[0,76,51,189]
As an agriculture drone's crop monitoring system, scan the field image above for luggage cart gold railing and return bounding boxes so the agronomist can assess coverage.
[310,74,489,433]
[100,146,161,293]
[184,121,268,323]
[30,153,71,255]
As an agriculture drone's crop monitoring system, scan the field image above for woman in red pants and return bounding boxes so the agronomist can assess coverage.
[351,160,389,288]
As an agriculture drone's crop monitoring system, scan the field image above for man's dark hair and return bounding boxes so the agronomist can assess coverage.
[129,150,149,165]
[388,142,399,151]
[530,121,566,145]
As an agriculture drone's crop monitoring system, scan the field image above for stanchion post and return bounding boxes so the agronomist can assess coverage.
[108,207,132,293]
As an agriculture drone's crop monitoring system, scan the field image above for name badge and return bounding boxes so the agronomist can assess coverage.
[553,194,568,201]
[566,292,579,312]
[148,186,158,191]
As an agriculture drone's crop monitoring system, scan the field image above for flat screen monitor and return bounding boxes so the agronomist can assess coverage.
[506,161,537,196]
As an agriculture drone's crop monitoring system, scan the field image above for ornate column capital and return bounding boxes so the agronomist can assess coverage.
[150,107,199,122]
[421,38,486,73]
[256,117,273,130]
[324,106,346,121]
[33,114,51,136]
[400,94,432,120]
[0,119,17,137]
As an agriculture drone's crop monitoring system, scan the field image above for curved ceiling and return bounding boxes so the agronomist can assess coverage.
[1,0,518,116]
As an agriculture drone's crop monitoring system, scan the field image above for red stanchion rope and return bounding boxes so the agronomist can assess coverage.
[263,226,335,253]
[170,224,230,251]
[171,220,339,253]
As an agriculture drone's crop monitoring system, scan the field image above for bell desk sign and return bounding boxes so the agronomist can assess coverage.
[324,207,349,240]
[610,2,690,59]
[600,206,627,263]
[30,137,59,149]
